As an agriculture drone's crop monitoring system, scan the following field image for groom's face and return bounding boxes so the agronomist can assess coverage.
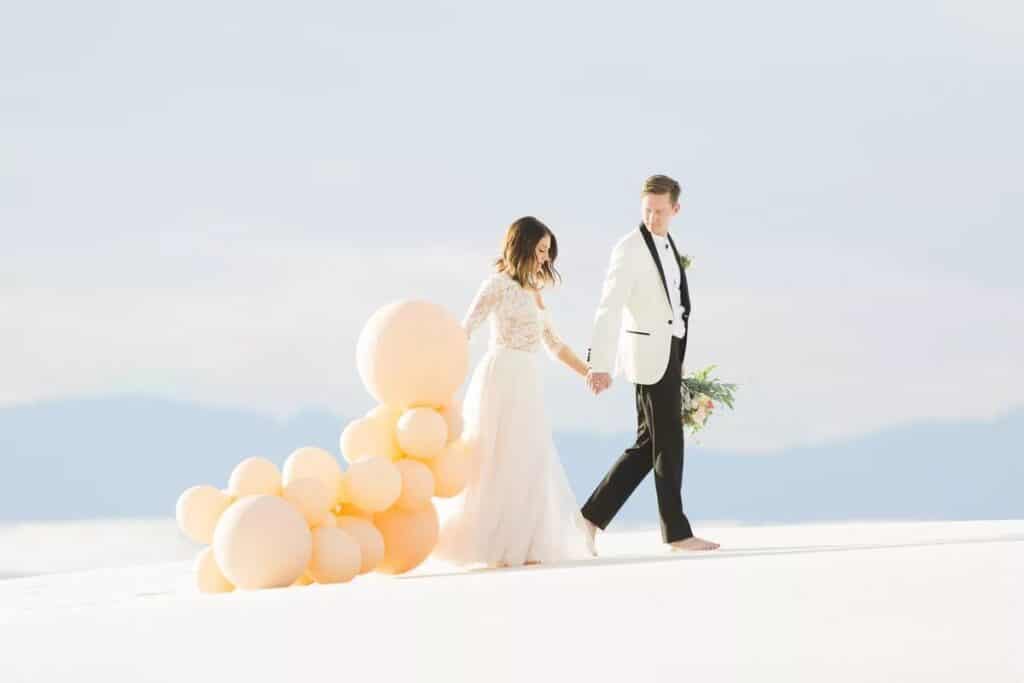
[642,192,680,235]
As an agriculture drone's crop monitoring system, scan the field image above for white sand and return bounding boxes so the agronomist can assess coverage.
[1,520,1021,682]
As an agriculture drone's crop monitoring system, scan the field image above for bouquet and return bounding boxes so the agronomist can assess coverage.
[681,365,737,434]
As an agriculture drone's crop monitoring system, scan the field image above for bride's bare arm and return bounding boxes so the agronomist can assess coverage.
[555,344,590,378]
[541,317,589,378]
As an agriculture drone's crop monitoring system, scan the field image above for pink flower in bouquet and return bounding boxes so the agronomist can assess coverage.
[680,366,737,433]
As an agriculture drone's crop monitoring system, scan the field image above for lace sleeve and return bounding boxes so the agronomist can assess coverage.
[541,315,566,358]
[462,275,505,339]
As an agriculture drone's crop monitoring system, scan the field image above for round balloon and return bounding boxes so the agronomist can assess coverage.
[282,477,334,527]
[334,516,386,574]
[340,415,402,463]
[439,403,464,444]
[176,485,233,544]
[309,527,362,584]
[356,300,468,409]
[429,439,475,498]
[228,457,282,498]
[394,459,436,511]
[195,547,234,594]
[340,456,402,512]
[213,495,313,590]
[396,408,448,460]
[374,503,440,575]
[283,447,344,500]
[367,404,404,427]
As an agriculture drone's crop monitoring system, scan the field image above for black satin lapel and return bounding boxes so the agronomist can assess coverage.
[639,223,673,309]
[666,233,690,315]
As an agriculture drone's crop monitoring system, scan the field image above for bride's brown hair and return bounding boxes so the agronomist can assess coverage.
[495,216,561,289]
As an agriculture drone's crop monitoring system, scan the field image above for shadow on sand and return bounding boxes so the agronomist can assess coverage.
[399,533,1024,580]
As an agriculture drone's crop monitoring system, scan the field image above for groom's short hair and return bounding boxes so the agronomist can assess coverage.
[642,175,681,205]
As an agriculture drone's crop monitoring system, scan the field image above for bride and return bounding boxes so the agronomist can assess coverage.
[435,216,594,568]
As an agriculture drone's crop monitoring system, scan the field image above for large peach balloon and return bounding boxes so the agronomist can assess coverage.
[282,477,334,527]
[228,457,282,497]
[214,495,313,590]
[340,415,402,463]
[439,403,464,444]
[309,527,362,584]
[373,503,440,575]
[396,408,448,460]
[195,547,234,594]
[340,456,402,512]
[429,440,475,498]
[394,459,436,511]
[334,515,386,574]
[356,300,469,409]
[283,447,344,500]
[176,485,233,544]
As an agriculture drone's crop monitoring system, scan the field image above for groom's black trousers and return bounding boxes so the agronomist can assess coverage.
[581,337,693,542]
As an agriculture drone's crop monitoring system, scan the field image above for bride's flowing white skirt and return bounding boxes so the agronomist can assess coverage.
[435,347,590,566]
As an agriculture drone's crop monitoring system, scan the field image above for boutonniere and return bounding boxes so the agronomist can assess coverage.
[678,254,693,271]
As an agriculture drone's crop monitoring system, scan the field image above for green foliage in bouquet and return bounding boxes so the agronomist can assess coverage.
[682,365,737,410]
[681,365,738,434]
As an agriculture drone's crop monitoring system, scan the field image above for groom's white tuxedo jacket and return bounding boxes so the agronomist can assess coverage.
[587,224,690,386]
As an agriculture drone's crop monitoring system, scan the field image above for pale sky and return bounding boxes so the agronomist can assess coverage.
[3,0,1022,451]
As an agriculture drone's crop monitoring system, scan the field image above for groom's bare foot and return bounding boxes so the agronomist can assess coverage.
[581,517,599,557]
[669,536,720,551]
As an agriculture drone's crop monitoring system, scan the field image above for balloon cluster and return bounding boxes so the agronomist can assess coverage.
[176,300,473,593]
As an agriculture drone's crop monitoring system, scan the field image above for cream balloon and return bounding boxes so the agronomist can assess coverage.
[213,495,313,590]
[309,527,362,584]
[195,547,234,594]
[368,404,406,456]
[367,403,404,427]
[334,516,386,574]
[176,485,233,544]
[282,477,334,527]
[356,300,469,409]
[394,459,436,511]
[373,503,440,575]
[339,456,402,512]
[283,446,344,500]
[396,408,448,460]
[227,457,282,497]
[340,416,402,463]
[429,439,474,498]
[439,403,464,444]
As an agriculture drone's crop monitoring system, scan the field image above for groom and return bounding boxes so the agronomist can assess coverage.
[581,174,719,553]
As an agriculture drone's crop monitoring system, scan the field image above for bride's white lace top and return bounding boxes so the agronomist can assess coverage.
[463,273,566,356]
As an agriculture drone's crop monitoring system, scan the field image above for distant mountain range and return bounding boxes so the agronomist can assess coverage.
[1,396,1021,524]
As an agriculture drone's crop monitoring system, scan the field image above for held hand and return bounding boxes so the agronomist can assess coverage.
[586,371,612,395]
